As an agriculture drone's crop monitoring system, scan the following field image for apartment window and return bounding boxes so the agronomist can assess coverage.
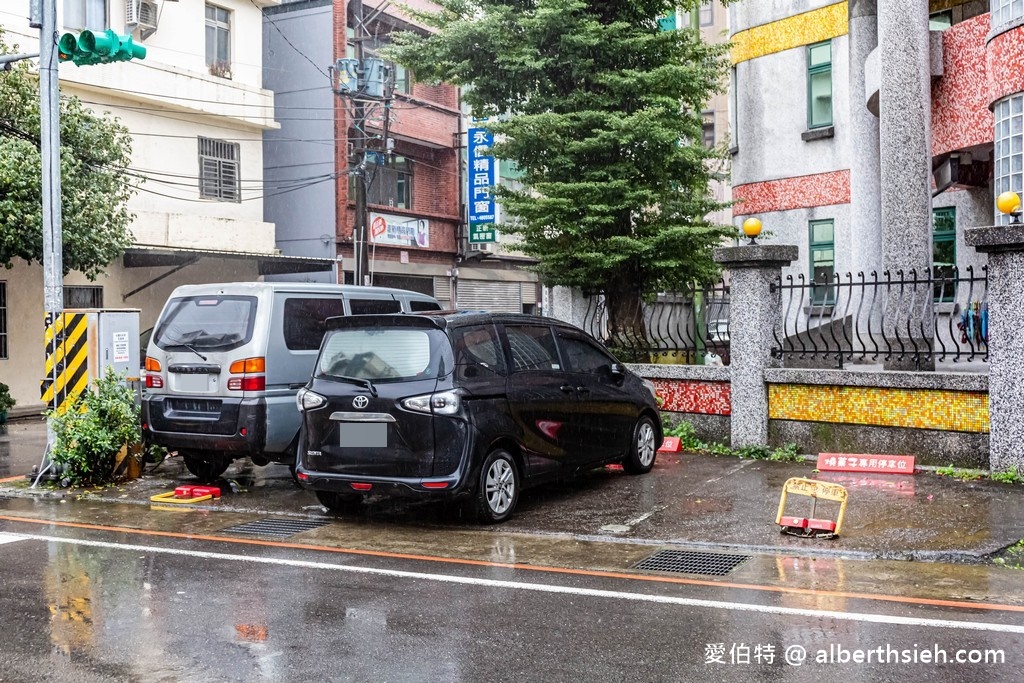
[992,0,1024,30]
[807,41,833,129]
[360,154,412,209]
[809,220,835,305]
[206,4,231,76]
[199,137,241,202]
[64,0,106,31]
[699,1,714,26]
[933,207,957,302]
[701,111,715,147]
[64,285,103,309]
[994,94,1023,225]
[729,66,738,150]
[0,282,7,360]
[394,64,413,95]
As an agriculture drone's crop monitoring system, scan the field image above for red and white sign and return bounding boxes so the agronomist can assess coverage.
[817,453,916,474]
[368,211,430,248]
[370,216,387,239]
[657,436,682,453]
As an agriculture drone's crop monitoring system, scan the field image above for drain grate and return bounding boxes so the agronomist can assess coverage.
[220,518,330,538]
[634,550,750,576]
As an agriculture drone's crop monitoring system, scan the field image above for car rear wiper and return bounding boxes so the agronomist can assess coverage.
[164,335,208,361]
[331,375,378,397]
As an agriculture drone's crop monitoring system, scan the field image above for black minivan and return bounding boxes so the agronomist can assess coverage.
[294,312,663,522]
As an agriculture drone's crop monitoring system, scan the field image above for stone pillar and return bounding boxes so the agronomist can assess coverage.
[964,226,1024,472]
[714,244,798,448]
[848,0,882,281]
[878,0,934,370]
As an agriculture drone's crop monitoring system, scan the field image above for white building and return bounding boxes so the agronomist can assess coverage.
[0,0,329,411]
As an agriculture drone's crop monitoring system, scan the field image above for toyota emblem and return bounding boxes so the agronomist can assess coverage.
[352,395,370,409]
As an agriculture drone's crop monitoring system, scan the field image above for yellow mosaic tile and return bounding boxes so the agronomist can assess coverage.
[731,2,849,65]
[768,384,989,433]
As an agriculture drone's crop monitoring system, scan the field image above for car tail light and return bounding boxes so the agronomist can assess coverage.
[422,481,449,489]
[296,387,326,411]
[401,390,460,415]
[228,356,265,392]
[297,471,309,481]
[145,357,161,372]
[146,374,163,389]
[351,483,373,491]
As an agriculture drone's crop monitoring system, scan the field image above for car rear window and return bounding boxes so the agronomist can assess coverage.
[317,327,453,381]
[153,295,257,352]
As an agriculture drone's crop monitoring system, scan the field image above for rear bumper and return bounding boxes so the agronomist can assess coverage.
[296,468,469,497]
[143,396,266,455]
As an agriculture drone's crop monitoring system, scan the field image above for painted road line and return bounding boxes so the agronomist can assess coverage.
[6,531,1024,635]
[0,532,28,545]
[2,513,1024,615]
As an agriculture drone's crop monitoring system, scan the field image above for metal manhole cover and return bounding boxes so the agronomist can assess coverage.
[220,518,329,538]
[634,550,750,576]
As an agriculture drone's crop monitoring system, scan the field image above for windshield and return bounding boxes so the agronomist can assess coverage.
[317,327,453,382]
[153,295,257,352]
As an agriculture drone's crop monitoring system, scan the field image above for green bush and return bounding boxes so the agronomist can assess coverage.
[662,418,801,462]
[49,368,141,487]
[0,382,15,413]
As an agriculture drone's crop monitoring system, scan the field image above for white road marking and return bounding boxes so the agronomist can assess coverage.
[0,532,27,545]
[8,531,1024,635]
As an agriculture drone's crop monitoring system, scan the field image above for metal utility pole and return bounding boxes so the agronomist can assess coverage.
[350,0,369,286]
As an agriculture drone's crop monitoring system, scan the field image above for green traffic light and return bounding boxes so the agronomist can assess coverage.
[57,30,146,66]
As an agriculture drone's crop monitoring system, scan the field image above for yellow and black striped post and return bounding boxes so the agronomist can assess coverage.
[40,312,89,415]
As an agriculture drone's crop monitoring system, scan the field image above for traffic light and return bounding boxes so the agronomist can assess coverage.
[58,30,146,66]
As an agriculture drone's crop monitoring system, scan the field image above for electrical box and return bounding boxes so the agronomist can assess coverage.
[77,309,142,381]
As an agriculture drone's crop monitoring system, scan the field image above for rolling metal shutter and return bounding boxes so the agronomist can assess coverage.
[432,276,452,308]
[457,280,522,312]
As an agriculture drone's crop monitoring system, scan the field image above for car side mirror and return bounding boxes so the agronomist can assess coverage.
[610,363,625,380]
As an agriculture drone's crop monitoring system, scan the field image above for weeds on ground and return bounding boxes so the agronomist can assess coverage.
[993,539,1024,570]
[663,421,802,462]
[936,464,1024,485]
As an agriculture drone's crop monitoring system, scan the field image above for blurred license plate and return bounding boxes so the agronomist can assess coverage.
[339,422,387,448]
[175,373,210,392]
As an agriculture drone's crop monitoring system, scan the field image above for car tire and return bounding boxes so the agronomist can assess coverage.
[475,449,520,524]
[622,416,657,475]
[315,490,362,513]
[182,453,230,482]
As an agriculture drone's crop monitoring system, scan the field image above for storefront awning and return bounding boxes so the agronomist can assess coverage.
[123,245,335,275]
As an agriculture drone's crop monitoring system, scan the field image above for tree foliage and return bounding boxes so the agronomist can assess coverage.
[0,32,136,279]
[390,0,733,339]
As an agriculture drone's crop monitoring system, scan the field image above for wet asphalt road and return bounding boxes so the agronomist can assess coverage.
[0,505,1022,683]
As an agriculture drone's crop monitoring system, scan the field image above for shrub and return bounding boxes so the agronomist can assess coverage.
[48,368,141,487]
[0,382,15,414]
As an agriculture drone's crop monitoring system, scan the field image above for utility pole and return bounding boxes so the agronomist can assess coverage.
[39,0,64,474]
[350,0,369,286]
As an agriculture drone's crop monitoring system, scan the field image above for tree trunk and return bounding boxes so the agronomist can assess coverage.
[604,288,647,362]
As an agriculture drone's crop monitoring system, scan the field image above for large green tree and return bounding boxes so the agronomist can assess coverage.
[391,0,732,341]
[0,33,136,280]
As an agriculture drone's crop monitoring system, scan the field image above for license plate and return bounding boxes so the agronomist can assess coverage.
[174,373,210,392]
[339,422,387,448]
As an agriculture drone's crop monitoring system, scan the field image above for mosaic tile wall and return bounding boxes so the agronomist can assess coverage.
[731,2,848,65]
[768,384,989,433]
[931,14,993,158]
[654,379,731,416]
[732,170,850,217]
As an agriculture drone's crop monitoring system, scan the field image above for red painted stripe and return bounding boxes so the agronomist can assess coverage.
[733,170,850,217]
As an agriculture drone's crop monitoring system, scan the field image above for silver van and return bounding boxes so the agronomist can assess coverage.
[141,282,441,480]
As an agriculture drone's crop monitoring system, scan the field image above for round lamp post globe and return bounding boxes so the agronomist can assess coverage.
[742,217,763,244]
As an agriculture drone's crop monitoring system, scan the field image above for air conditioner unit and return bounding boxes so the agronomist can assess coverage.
[125,0,140,25]
[138,0,159,31]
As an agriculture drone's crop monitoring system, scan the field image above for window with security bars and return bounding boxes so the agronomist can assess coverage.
[351,154,413,209]
[0,281,7,359]
[994,94,1023,226]
[64,285,103,309]
[199,137,241,202]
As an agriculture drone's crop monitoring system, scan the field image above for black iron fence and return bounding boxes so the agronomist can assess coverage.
[577,281,730,364]
[573,266,988,369]
[771,266,989,368]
